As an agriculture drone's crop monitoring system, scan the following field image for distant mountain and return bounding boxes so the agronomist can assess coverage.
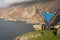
[9,1,40,8]
[10,0,53,7]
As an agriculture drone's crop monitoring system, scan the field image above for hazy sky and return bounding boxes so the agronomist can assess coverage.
[0,0,34,8]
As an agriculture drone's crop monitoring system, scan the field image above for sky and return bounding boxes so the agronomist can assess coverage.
[0,0,34,8]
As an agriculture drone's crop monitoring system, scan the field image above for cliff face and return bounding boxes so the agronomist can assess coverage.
[0,0,60,24]
[0,1,45,24]
[50,11,60,26]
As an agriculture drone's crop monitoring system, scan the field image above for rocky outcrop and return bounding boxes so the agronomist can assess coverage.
[33,25,42,31]
[50,11,60,26]
[13,31,43,40]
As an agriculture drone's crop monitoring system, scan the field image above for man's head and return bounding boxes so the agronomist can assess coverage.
[44,8,51,13]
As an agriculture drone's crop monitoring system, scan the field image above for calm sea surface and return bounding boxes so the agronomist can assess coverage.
[0,19,34,40]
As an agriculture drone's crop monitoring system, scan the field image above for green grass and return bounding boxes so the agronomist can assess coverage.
[28,30,60,40]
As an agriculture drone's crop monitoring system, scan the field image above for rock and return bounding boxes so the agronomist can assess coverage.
[13,32,42,40]
[33,24,42,31]
[54,25,60,29]
[57,27,60,35]
[52,25,60,35]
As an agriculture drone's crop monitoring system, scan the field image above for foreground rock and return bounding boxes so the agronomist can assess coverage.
[13,31,44,40]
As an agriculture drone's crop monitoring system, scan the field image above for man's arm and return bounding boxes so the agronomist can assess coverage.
[51,12,57,16]
[52,8,60,16]
[39,11,45,15]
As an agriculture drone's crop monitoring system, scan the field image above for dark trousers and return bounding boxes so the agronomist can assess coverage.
[46,21,50,30]
[42,24,46,30]
[42,21,50,30]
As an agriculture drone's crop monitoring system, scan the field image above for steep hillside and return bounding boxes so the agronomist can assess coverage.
[0,0,60,24]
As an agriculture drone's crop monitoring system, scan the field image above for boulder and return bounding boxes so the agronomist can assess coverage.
[33,24,42,31]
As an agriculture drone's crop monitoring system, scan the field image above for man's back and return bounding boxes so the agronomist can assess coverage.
[44,13,52,22]
[39,11,56,22]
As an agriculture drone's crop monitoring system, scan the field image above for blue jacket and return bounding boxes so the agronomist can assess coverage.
[39,11,56,22]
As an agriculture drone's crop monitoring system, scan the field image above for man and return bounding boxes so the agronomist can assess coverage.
[39,8,57,30]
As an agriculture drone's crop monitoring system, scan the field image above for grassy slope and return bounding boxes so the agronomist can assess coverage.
[28,30,60,40]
